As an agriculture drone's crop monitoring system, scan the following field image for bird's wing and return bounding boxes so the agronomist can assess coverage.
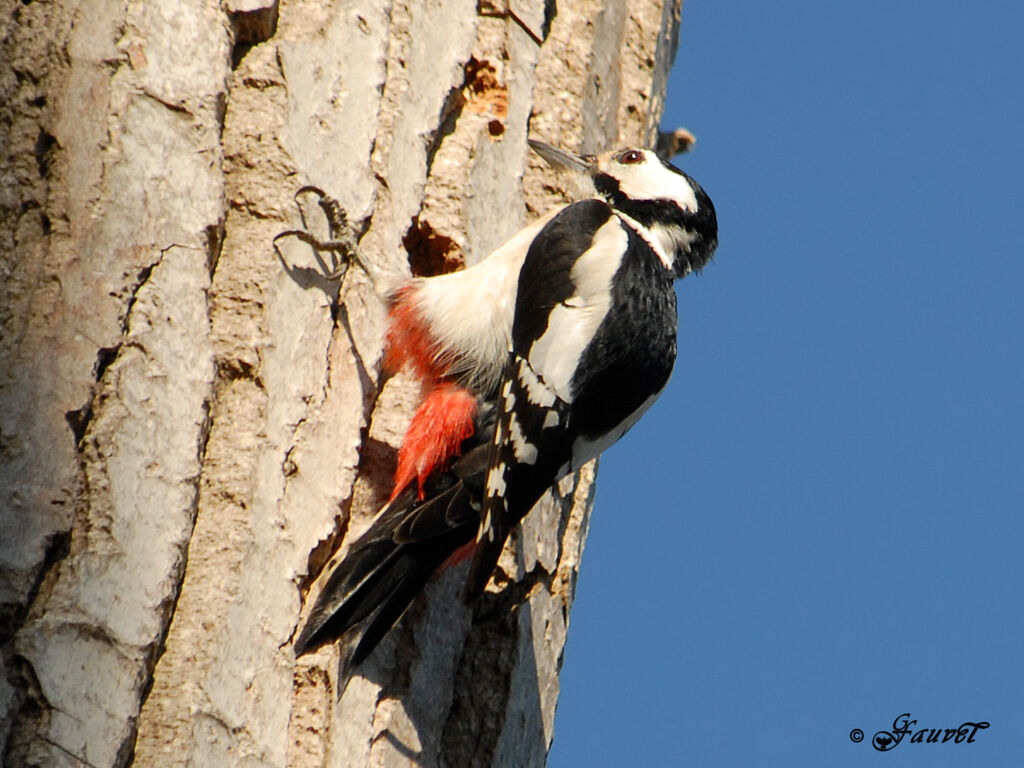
[464,199,630,598]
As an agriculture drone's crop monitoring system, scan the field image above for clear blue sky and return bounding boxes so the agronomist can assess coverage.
[551,2,1024,766]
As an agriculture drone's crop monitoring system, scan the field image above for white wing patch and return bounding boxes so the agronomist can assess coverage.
[507,413,538,465]
[517,357,556,407]
[482,459,508,542]
[478,508,495,542]
[526,218,629,401]
[502,378,516,409]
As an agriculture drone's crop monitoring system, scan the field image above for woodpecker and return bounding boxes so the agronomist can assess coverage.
[291,140,718,677]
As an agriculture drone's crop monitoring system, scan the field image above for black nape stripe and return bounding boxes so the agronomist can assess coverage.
[593,172,718,275]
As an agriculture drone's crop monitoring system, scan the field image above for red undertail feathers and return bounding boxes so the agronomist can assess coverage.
[384,285,444,382]
[385,285,480,499]
[391,383,477,500]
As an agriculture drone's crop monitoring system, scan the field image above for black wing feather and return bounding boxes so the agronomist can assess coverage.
[294,447,487,657]
[465,201,622,598]
[512,198,615,352]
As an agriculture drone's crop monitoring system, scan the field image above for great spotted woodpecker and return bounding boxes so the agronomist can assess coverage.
[290,140,718,674]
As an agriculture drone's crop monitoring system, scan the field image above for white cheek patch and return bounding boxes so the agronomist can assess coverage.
[612,152,699,214]
[614,211,672,271]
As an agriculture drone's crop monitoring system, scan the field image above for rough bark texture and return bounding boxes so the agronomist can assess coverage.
[0,0,681,766]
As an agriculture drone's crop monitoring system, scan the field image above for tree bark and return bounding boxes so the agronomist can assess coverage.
[0,1,681,766]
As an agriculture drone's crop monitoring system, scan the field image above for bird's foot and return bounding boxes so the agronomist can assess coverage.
[274,186,364,280]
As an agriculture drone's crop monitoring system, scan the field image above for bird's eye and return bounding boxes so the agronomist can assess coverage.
[619,149,644,164]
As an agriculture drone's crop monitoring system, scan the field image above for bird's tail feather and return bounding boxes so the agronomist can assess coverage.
[294,480,478,660]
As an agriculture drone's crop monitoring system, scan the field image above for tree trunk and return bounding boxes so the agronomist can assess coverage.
[0,1,681,766]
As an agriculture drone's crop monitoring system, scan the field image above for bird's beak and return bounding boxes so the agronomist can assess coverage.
[527,140,596,175]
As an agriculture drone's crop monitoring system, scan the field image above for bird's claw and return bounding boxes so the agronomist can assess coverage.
[275,187,363,280]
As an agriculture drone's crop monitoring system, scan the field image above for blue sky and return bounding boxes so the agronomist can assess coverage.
[550,2,1024,766]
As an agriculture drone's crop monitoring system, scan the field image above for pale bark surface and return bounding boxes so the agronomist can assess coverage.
[0,1,681,766]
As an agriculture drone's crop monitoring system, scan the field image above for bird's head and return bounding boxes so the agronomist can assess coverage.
[528,140,718,278]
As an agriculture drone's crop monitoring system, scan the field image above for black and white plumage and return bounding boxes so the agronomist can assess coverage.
[294,141,718,673]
